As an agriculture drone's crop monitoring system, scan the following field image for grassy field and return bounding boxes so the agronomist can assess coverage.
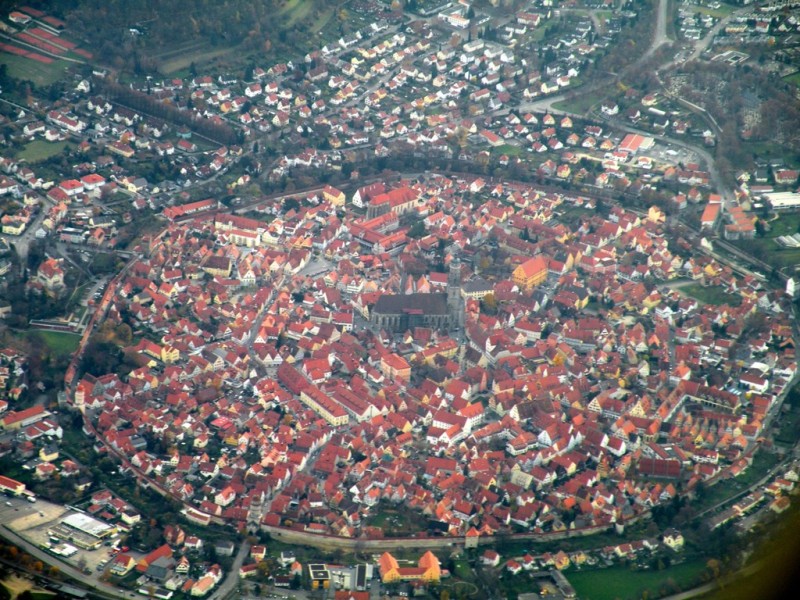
[680,284,741,306]
[567,561,708,600]
[27,330,81,358]
[692,3,737,18]
[278,0,314,26]
[775,388,800,446]
[362,505,427,536]
[553,88,606,115]
[783,72,800,88]
[694,449,780,512]
[495,144,525,157]
[731,212,800,270]
[1,54,69,86]
[18,140,70,163]
[160,46,236,75]
[766,211,800,236]
[737,239,800,270]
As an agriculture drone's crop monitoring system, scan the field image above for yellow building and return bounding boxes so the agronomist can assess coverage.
[380,353,411,383]
[202,255,232,277]
[300,386,349,427]
[378,551,441,584]
[1,219,26,235]
[322,185,345,206]
[512,256,548,292]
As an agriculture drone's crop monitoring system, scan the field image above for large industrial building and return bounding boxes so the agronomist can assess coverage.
[52,512,118,549]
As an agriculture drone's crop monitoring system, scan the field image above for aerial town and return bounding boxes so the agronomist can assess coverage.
[1,1,800,600]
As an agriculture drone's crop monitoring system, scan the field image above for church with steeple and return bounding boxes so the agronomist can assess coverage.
[369,260,464,334]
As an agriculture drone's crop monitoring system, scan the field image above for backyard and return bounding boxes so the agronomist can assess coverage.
[774,386,800,446]
[680,284,741,306]
[693,448,781,514]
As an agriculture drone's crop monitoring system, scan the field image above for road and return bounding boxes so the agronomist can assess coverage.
[647,0,670,59]
[0,204,47,270]
[611,120,732,202]
[519,0,670,115]
[209,540,250,600]
[0,519,139,600]
[683,5,747,63]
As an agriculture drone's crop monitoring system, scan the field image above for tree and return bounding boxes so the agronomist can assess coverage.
[481,293,498,315]
[290,573,301,589]
[80,337,123,377]
[478,256,491,274]
[408,220,427,239]
[283,197,300,213]
[257,560,271,579]
[115,323,133,345]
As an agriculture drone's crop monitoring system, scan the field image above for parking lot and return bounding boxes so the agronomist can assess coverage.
[1,495,66,533]
[3,496,129,575]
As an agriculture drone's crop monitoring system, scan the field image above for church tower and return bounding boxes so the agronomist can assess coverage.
[447,259,464,329]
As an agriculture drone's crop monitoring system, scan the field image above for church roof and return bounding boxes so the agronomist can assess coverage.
[373,293,449,316]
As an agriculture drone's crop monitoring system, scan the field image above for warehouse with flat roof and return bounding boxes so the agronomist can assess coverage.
[61,513,117,540]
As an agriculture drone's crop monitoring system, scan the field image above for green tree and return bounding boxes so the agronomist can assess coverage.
[80,337,122,376]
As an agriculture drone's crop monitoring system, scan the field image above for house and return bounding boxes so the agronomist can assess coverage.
[36,258,64,295]
[213,540,235,557]
[481,550,501,567]
[662,529,684,551]
[322,185,346,206]
[137,544,173,573]
[0,475,26,495]
[380,353,411,383]
[110,554,136,576]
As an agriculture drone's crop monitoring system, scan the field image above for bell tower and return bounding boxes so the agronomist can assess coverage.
[447,259,464,330]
